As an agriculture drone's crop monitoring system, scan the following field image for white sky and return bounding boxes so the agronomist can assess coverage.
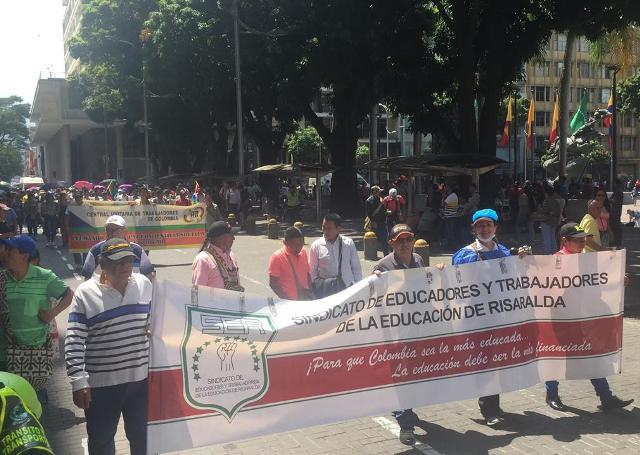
[0,0,65,105]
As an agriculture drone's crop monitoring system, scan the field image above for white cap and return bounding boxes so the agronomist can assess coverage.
[389,188,398,197]
[105,215,126,228]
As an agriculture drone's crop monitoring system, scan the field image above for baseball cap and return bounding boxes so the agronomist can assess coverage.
[100,238,136,261]
[390,224,414,241]
[0,235,36,258]
[105,215,126,228]
[206,221,232,240]
[558,222,592,239]
[472,209,499,224]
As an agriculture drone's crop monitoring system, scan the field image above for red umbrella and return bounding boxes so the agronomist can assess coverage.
[74,180,94,190]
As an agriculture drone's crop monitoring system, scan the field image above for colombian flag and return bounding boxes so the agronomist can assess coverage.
[549,93,559,143]
[603,94,614,146]
[499,98,512,148]
[526,95,535,150]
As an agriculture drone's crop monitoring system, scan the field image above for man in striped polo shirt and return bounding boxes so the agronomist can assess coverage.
[65,238,152,455]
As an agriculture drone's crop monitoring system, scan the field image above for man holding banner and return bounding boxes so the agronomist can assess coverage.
[543,222,634,412]
[373,224,425,445]
[82,215,155,280]
[452,208,529,426]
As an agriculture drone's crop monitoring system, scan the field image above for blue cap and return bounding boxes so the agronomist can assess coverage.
[0,235,37,258]
[472,209,499,224]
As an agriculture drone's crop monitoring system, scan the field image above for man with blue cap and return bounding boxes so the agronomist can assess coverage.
[452,209,529,426]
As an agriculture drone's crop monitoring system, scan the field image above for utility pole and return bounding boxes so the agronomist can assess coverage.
[233,0,244,179]
[513,93,518,178]
[608,65,621,189]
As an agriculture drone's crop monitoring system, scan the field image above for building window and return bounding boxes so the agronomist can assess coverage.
[554,62,564,77]
[578,62,590,78]
[575,88,595,102]
[534,62,550,77]
[578,37,591,52]
[601,88,611,104]
[621,135,633,151]
[601,65,612,79]
[535,111,546,126]
[557,33,567,51]
[623,113,634,128]
[535,136,547,151]
[534,86,550,102]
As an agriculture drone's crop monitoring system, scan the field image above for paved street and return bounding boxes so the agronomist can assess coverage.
[38,210,640,455]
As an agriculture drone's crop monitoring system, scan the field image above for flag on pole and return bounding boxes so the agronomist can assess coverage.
[603,94,614,147]
[526,94,535,150]
[570,91,588,133]
[549,93,559,143]
[192,181,201,203]
[499,98,512,147]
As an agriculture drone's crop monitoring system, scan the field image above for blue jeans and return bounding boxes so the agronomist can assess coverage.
[393,408,416,431]
[541,223,557,254]
[374,225,389,256]
[44,215,58,243]
[85,379,148,455]
[545,378,613,402]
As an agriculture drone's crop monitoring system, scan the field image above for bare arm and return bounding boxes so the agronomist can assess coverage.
[269,276,286,299]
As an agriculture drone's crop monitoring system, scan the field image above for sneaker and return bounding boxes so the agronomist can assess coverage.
[398,428,415,445]
[405,409,420,425]
[598,396,634,411]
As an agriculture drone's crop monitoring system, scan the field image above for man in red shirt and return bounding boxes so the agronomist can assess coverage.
[383,188,405,235]
[544,222,634,412]
[268,227,312,300]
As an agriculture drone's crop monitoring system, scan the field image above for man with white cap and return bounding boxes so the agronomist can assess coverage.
[452,208,529,426]
[82,215,154,279]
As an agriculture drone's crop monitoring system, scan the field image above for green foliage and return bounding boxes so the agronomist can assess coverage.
[618,72,640,117]
[0,96,30,150]
[0,145,23,180]
[286,127,322,164]
[355,144,370,166]
[69,63,125,123]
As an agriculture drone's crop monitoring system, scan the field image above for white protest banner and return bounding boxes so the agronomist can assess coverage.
[147,251,625,454]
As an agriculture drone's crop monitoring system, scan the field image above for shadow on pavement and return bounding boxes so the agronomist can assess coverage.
[395,407,640,454]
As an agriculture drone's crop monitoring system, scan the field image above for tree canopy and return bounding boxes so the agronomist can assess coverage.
[0,96,30,180]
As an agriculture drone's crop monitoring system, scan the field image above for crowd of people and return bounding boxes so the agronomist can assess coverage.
[0,173,636,453]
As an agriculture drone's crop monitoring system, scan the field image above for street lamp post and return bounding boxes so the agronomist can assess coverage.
[233,0,244,179]
[608,64,621,189]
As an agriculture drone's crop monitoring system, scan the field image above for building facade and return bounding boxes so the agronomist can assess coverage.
[521,31,640,178]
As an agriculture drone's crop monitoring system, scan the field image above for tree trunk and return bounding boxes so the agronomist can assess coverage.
[559,30,577,175]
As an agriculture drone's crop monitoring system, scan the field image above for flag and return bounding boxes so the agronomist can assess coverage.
[570,91,588,133]
[526,94,535,150]
[192,181,201,203]
[603,94,614,147]
[499,98,512,147]
[549,93,559,143]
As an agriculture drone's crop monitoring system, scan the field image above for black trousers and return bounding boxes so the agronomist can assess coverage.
[85,379,148,455]
[478,394,501,419]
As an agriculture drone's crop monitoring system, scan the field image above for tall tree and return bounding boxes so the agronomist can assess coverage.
[0,96,30,180]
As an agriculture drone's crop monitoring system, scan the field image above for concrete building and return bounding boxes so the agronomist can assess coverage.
[520,31,640,177]
[29,0,146,184]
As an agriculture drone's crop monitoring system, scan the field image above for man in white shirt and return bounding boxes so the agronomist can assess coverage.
[309,213,362,297]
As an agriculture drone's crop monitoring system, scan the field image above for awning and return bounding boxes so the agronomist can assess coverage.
[363,154,506,176]
[252,163,337,178]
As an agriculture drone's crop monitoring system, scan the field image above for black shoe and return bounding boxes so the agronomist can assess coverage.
[546,394,567,411]
[398,428,415,445]
[405,409,420,425]
[485,415,504,427]
[598,396,634,411]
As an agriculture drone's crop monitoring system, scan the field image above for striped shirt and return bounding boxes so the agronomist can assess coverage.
[82,240,154,279]
[443,192,459,218]
[65,273,152,392]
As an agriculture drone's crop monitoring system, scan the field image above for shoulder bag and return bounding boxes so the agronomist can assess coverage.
[312,237,346,298]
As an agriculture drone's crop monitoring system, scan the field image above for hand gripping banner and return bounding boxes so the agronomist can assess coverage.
[147,251,625,454]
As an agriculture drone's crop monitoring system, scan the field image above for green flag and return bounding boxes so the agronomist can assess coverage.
[570,92,588,133]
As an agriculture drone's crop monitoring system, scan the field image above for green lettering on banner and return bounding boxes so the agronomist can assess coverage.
[0,387,53,455]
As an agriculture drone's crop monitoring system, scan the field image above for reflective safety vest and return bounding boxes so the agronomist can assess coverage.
[0,384,53,455]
